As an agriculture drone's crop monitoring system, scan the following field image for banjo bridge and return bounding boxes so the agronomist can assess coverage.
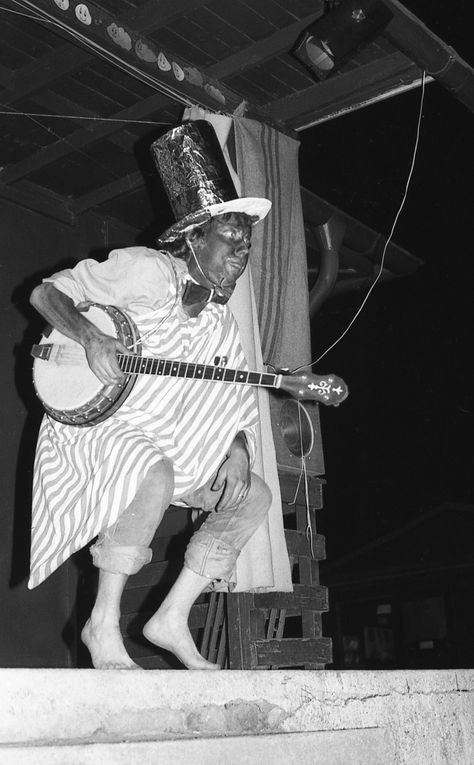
[31,343,53,361]
[31,342,86,365]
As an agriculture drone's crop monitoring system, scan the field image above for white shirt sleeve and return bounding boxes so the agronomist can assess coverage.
[44,247,176,314]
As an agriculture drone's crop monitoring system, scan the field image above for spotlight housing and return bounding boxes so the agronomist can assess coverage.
[293,0,393,80]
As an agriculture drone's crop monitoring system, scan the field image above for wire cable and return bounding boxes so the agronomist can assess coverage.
[2,0,216,111]
[293,69,427,373]
[0,109,172,126]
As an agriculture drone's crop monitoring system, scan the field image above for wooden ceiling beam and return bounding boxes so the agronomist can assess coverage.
[205,6,324,79]
[127,0,209,33]
[0,179,74,224]
[265,51,425,129]
[72,170,144,214]
[0,0,209,104]
[0,62,15,90]
[1,0,319,105]
[1,0,296,185]
[0,43,92,106]
[28,89,139,153]
[384,0,474,115]
[0,91,173,184]
[9,0,271,122]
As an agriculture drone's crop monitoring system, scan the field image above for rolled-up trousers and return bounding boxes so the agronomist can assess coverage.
[90,469,271,585]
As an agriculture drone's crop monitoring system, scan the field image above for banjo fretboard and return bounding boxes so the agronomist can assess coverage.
[118,353,279,387]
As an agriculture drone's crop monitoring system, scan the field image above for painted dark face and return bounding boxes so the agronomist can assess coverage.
[188,213,252,290]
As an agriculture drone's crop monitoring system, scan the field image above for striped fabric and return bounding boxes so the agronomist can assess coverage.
[234,118,311,370]
[29,248,258,588]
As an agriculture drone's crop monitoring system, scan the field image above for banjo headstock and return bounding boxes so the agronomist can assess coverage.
[278,370,348,406]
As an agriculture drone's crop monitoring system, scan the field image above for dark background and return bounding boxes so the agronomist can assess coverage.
[299,65,473,562]
[1,0,471,668]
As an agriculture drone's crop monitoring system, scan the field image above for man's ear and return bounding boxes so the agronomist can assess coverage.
[186,226,203,250]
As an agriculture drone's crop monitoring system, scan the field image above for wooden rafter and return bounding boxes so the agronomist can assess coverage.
[266,51,424,129]
[205,8,324,79]
[0,3,327,185]
[0,178,74,223]
[0,0,210,103]
[28,89,141,154]
[123,0,209,34]
[8,0,282,128]
[0,62,14,90]
[0,91,173,184]
[0,44,91,106]
[72,170,144,215]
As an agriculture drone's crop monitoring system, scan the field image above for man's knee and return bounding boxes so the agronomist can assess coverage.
[144,457,174,494]
[137,457,175,517]
[97,457,175,554]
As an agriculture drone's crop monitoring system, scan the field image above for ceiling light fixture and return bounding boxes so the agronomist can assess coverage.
[293,0,393,80]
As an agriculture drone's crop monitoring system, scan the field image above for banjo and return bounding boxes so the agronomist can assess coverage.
[31,304,348,427]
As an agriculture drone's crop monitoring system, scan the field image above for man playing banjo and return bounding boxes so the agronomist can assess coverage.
[28,121,273,670]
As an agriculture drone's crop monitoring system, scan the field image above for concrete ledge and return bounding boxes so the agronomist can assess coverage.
[0,729,390,765]
[1,669,473,764]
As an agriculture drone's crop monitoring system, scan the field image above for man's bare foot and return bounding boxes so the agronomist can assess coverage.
[81,618,142,670]
[143,609,220,670]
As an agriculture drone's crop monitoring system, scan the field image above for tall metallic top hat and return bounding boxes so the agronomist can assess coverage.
[150,120,271,244]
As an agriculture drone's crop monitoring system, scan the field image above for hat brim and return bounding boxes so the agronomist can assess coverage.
[157,197,271,244]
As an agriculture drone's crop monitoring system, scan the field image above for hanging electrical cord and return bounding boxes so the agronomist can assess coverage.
[297,402,315,559]
[285,402,316,558]
[285,74,427,554]
[293,69,427,373]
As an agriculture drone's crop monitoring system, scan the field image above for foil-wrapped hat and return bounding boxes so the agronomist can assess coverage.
[151,120,271,244]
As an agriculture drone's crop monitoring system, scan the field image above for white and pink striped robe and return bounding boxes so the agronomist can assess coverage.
[29,247,258,588]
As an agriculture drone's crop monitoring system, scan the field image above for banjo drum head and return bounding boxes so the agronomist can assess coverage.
[33,305,118,412]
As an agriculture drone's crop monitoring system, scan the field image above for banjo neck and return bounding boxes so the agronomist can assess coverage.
[116,352,280,390]
[32,341,348,406]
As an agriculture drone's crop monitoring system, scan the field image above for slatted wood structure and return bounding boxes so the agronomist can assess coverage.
[0,0,434,285]
[225,471,331,669]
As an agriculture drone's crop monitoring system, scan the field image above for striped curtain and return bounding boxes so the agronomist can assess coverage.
[234,118,311,370]
[183,106,293,592]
